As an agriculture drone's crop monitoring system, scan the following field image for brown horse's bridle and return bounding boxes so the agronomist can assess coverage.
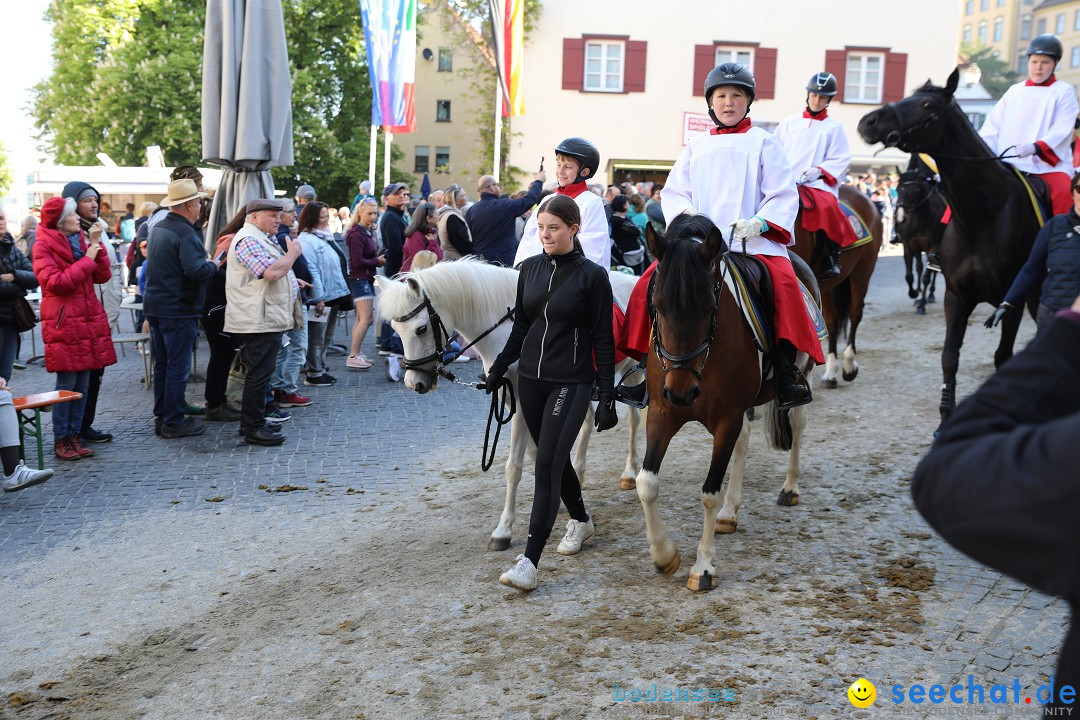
[648,256,727,381]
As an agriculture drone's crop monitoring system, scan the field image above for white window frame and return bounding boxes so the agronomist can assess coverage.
[993,17,1003,42]
[1021,15,1032,40]
[714,45,755,72]
[1057,13,1067,34]
[435,146,450,174]
[844,52,885,104]
[583,40,624,93]
[437,47,453,72]
[963,24,972,45]
[980,0,988,10]
[1075,9,1080,31]
[978,20,987,45]
[965,0,973,14]
[414,146,430,173]
[1072,46,1080,68]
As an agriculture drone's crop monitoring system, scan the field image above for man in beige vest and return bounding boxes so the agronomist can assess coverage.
[225,199,303,446]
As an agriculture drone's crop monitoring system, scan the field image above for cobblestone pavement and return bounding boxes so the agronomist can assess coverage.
[0,307,493,557]
[0,256,1070,720]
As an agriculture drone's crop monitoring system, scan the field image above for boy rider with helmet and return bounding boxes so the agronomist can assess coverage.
[513,137,611,270]
[616,63,824,409]
[775,71,858,280]
[980,33,1080,215]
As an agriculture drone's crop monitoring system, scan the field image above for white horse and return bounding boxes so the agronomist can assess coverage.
[376,259,641,550]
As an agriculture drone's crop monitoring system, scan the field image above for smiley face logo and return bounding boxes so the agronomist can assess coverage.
[848,678,876,708]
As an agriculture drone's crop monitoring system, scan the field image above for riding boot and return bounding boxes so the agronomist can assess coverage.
[819,240,842,280]
[614,357,649,409]
[926,250,942,272]
[774,341,812,409]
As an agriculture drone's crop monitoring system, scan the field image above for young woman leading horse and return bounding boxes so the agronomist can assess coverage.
[858,67,1045,431]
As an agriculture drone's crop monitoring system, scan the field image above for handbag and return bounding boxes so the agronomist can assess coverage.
[12,296,36,333]
[226,347,246,405]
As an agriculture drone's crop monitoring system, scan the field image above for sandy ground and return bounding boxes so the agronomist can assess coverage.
[0,265,1066,720]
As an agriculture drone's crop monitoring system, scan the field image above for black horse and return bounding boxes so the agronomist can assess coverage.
[894,154,945,315]
[858,68,1038,428]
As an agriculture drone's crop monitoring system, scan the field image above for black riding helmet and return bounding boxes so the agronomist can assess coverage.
[806,71,838,97]
[554,137,600,184]
[704,63,756,127]
[1026,33,1063,62]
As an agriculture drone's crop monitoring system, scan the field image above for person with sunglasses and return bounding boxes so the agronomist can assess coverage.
[987,170,1080,336]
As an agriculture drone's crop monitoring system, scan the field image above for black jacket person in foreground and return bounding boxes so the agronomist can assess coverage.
[912,306,1080,714]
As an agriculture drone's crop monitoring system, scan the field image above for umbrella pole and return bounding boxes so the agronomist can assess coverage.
[492,80,503,183]
[384,131,393,188]
[369,125,377,193]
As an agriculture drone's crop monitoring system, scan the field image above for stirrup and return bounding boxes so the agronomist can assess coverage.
[614,366,648,409]
[776,368,812,409]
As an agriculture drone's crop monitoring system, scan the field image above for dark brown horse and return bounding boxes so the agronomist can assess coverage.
[634,214,819,592]
[792,184,882,388]
[895,154,945,315]
[858,68,1039,429]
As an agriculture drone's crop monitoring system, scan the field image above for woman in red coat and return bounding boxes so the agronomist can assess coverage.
[400,202,442,273]
[33,196,117,461]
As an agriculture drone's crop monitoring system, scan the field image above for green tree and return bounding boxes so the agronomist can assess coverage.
[32,0,411,206]
[0,141,13,197]
[959,44,1021,99]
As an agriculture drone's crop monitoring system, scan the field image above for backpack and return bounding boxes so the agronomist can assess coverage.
[119,217,136,242]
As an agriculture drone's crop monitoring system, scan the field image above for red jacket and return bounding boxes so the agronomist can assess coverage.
[401,229,442,273]
[32,224,117,373]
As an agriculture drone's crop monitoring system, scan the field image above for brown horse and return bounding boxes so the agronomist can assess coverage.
[792,184,882,387]
[634,214,819,592]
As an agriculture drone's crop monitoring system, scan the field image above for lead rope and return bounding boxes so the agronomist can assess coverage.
[478,376,516,472]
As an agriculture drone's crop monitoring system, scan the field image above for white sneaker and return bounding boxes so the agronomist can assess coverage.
[386,355,401,382]
[2,463,54,493]
[557,517,595,555]
[452,354,471,363]
[499,554,538,590]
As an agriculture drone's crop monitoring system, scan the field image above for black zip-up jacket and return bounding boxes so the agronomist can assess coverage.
[492,248,615,392]
[143,212,216,319]
[0,235,38,328]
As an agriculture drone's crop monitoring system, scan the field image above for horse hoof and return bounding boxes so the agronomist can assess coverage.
[842,367,859,382]
[715,518,737,534]
[687,571,714,592]
[908,289,918,299]
[655,550,681,575]
[916,306,926,315]
[777,490,800,507]
[619,476,636,491]
[820,377,838,389]
[488,536,511,551]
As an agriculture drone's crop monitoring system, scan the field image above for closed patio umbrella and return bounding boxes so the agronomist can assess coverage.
[202,0,294,249]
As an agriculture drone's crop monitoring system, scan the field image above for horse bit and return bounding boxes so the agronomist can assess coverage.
[394,287,513,386]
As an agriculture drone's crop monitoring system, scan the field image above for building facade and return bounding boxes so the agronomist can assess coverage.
[502,0,958,187]
[1032,0,1080,88]
[958,0,1029,70]
[400,3,496,196]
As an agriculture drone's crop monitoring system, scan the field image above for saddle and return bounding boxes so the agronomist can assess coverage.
[723,252,775,353]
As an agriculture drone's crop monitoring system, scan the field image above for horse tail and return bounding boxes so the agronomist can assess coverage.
[764,400,793,451]
[832,276,853,345]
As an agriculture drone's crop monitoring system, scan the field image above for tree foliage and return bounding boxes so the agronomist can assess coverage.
[959,44,1021,100]
[0,142,13,197]
[32,0,413,206]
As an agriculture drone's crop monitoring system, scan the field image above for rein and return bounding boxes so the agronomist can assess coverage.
[878,98,1022,163]
[394,287,514,385]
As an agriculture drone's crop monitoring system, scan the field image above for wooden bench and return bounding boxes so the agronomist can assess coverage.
[14,391,83,470]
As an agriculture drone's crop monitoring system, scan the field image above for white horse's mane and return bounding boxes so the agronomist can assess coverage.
[377,257,518,328]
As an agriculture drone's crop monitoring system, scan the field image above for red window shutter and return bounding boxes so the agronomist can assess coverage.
[694,44,715,96]
[883,51,909,103]
[625,40,647,93]
[754,47,778,100]
[562,38,584,91]
[824,49,847,103]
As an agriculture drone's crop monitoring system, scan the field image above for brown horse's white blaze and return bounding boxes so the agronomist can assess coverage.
[377,260,642,550]
[635,216,818,592]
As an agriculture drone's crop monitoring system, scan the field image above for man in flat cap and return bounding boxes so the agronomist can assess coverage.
[224,199,304,446]
[144,179,221,439]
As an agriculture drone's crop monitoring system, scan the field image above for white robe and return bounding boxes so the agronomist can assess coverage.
[774,113,851,197]
[979,78,1079,175]
[663,125,799,257]
[514,189,610,269]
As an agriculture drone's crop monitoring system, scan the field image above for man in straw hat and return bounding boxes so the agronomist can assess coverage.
[225,199,304,447]
[144,179,220,439]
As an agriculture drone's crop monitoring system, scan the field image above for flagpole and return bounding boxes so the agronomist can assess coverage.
[384,131,393,188]
[492,80,503,183]
[369,125,378,192]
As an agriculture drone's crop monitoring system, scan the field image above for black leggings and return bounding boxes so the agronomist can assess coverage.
[518,376,592,566]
